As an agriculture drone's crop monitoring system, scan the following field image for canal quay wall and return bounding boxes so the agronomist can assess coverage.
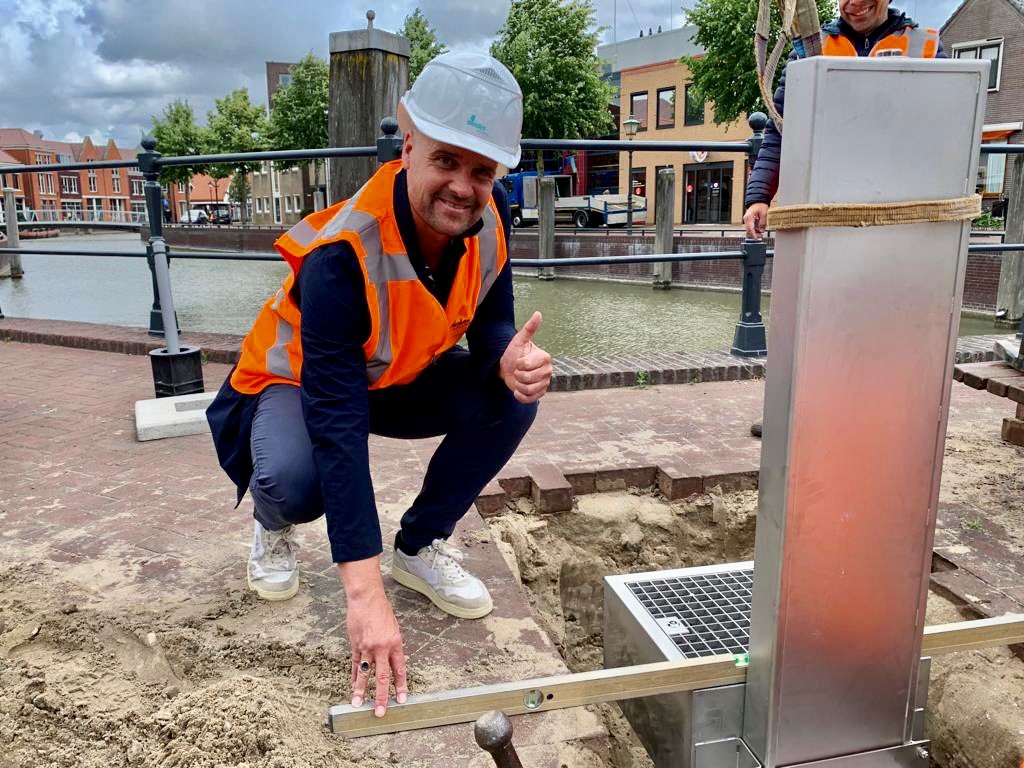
[0,315,1006,394]
[146,226,1006,314]
[507,230,1005,315]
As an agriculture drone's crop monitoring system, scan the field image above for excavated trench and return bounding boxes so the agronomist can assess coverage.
[486,486,1024,768]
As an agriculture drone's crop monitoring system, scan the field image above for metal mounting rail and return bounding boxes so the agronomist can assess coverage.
[326,614,1024,738]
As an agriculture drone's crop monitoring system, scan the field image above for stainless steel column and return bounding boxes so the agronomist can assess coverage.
[743,58,988,766]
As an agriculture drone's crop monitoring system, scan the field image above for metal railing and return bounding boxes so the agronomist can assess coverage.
[1,113,1022,371]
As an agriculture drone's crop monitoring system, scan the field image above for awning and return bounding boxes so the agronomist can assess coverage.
[982,128,1014,141]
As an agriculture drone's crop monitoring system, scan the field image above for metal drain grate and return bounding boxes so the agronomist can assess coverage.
[627,568,753,659]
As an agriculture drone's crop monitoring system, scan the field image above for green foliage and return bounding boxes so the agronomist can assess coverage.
[204,88,270,179]
[491,0,613,147]
[634,370,649,387]
[401,9,447,84]
[267,53,329,163]
[228,172,251,208]
[972,211,1004,230]
[682,0,836,126]
[150,100,204,186]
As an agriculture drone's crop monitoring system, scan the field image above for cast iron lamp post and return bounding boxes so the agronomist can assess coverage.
[623,115,640,232]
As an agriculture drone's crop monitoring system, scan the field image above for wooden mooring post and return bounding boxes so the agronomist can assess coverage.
[2,188,24,279]
[997,154,1024,326]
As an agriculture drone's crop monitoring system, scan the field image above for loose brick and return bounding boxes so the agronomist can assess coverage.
[496,471,531,499]
[703,469,759,493]
[474,480,508,518]
[528,463,574,513]
[562,469,597,495]
[657,461,703,500]
[1002,417,1024,447]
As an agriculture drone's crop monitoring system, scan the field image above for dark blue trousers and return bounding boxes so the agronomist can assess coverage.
[249,348,537,554]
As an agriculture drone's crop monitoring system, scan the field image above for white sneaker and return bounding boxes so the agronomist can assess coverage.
[391,539,493,619]
[247,520,299,601]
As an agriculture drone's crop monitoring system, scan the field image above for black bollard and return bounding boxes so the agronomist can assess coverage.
[731,238,768,357]
[474,710,525,768]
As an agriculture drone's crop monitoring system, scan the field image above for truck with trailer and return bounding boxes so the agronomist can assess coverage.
[500,171,646,228]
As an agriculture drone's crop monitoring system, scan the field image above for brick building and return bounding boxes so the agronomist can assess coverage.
[943,0,1024,210]
[0,148,28,223]
[596,27,751,226]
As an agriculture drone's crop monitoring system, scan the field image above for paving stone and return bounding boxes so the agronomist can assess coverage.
[657,461,703,500]
[528,463,574,513]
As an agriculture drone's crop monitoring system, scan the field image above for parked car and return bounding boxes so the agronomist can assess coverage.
[181,209,209,225]
[212,209,231,225]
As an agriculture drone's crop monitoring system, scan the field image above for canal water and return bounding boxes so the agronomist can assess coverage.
[0,234,1000,356]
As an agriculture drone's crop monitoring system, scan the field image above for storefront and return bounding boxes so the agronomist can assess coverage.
[682,161,733,224]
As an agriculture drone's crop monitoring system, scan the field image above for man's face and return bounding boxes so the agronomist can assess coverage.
[839,0,889,34]
[402,130,498,240]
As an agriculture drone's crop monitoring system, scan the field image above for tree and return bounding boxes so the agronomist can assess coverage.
[228,172,252,220]
[491,0,613,175]
[267,53,329,213]
[150,100,204,222]
[400,8,447,84]
[205,89,270,225]
[682,0,836,126]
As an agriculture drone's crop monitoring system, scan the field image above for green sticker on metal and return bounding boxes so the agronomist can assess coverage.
[734,653,750,667]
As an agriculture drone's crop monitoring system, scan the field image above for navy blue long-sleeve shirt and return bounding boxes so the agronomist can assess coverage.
[296,170,515,563]
[744,9,946,209]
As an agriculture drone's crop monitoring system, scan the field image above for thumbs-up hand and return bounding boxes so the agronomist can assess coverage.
[499,311,553,404]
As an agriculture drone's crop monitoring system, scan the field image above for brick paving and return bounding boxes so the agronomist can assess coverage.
[0,314,1014,391]
[0,337,1019,762]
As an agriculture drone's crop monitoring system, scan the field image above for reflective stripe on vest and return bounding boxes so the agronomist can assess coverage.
[230,160,507,394]
[823,26,940,58]
[265,287,294,381]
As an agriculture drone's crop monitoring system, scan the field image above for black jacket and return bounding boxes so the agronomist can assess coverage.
[744,9,946,209]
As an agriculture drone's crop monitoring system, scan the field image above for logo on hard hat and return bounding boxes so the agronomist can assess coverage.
[466,114,488,134]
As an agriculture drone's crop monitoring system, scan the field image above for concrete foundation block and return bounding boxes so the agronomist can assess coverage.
[135,392,216,442]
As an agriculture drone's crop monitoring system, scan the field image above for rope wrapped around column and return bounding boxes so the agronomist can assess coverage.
[767,194,982,230]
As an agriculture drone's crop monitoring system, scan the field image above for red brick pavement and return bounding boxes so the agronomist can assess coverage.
[0,339,1015,762]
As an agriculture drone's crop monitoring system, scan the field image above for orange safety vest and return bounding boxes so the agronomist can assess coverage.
[230,160,507,395]
[823,25,941,59]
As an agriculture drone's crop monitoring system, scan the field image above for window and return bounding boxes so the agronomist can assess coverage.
[111,170,121,193]
[177,182,186,193]
[37,173,55,195]
[629,92,649,131]
[978,139,1007,195]
[88,169,97,192]
[284,195,292,213]
[656,87,676,129]
[61,175,79,194]
[1,173,20,190]
[954,39,1003,91]
[293,195,301,212]
[34,153,48,165]
[131,179,144,196]
[109,199,126,222]
[131,202,147,222]
[61,201,83,220]
[684,85,705,126]
[278,73,292,87]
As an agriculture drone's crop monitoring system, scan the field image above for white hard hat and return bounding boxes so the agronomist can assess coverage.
[401,52,523,168]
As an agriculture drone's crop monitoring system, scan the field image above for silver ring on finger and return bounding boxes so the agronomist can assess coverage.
[359,660,371,674]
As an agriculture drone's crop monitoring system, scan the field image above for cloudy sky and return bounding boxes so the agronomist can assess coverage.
[0,0,963,149]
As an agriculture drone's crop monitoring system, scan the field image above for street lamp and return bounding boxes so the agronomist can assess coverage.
[623,115,641,232]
